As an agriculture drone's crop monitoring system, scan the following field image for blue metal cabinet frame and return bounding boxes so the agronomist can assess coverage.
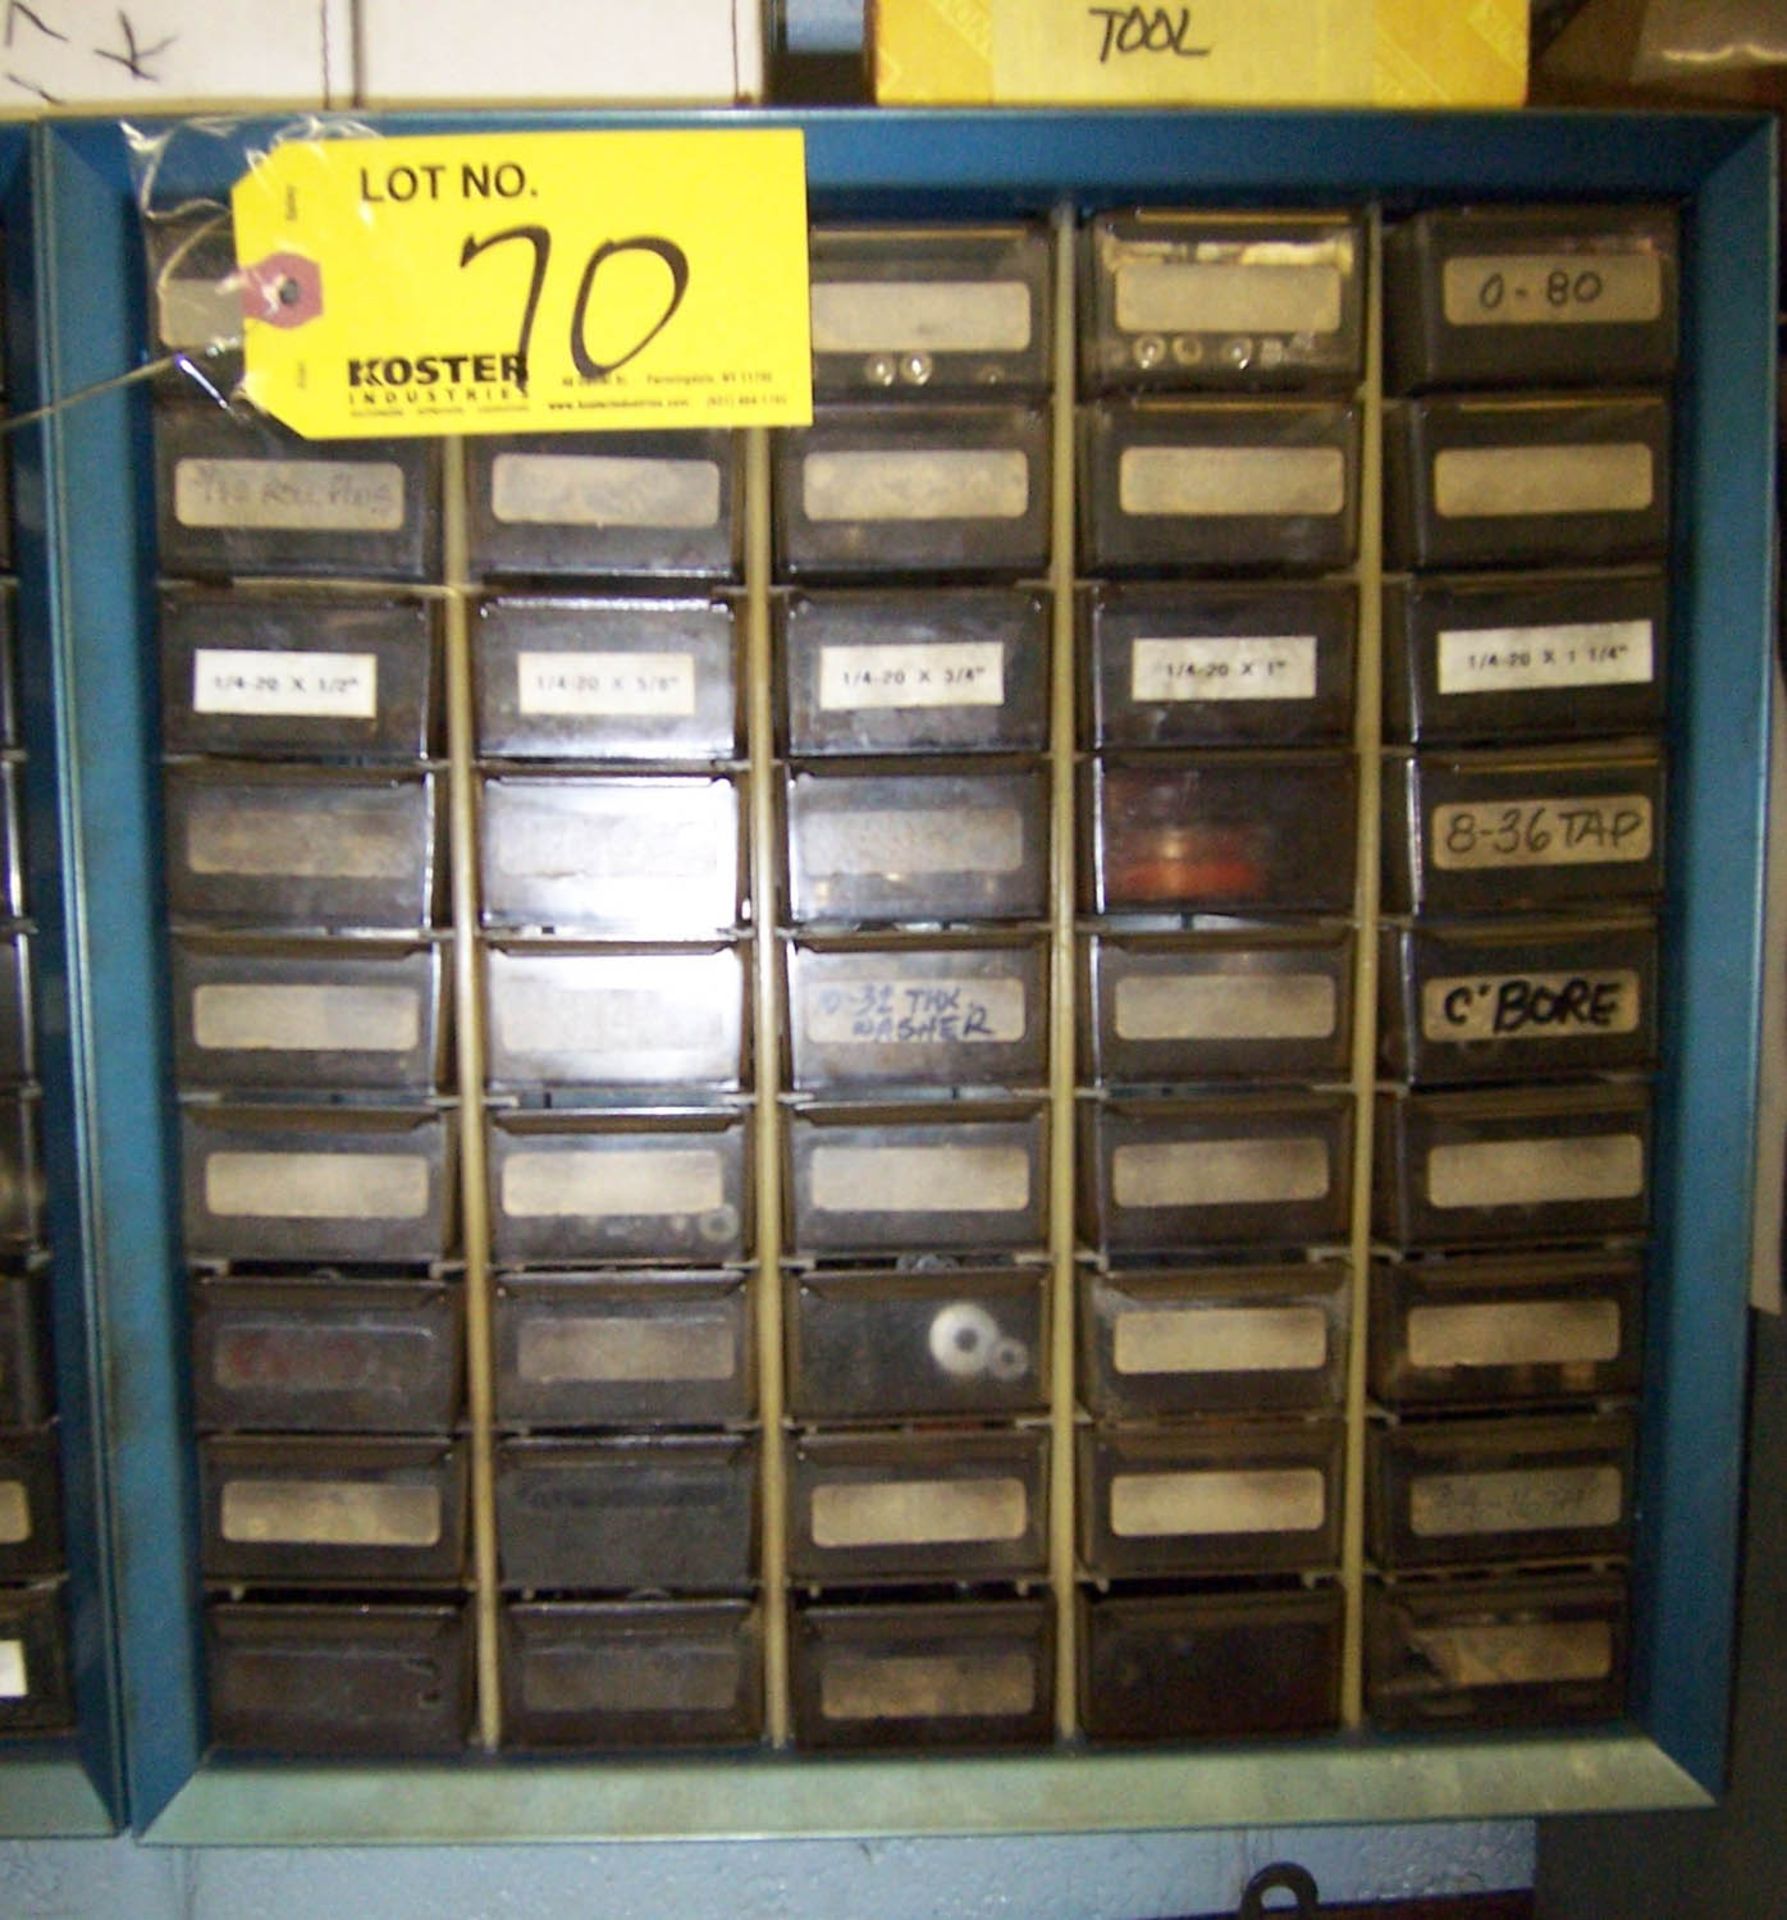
[36,107,1776,1842]
[0,120,125,1837]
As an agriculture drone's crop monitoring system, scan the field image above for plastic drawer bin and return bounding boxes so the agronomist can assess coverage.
[0,1268,48,1428]
[0,1428,63,1580]
[473,595,739,762]
[189,1276,463,1435]
[790,1594,1053,1750]
[500,1598,762,1751]
[779,587,1050,757]
[0,932,28,1086]
[493,1271,754,1429]
[1081,211,1367,395]
[0,1582,72,1737]
[1080,579,1356,749]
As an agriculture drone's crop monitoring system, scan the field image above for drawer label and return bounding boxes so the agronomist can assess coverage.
[1442,253,1663,328]
[212,1326,412,1394]
[812,280,1033,354]
[1408,1620,1616,1688]
[810,1144,1031,1215]
[187,802,414,880]
[822,1651,1036,1722]
[1436,620,1654,695]
[175,458,406,532]
[490,453,722,529]
[1407,1299,1624,1370]
[1423,969,1642,1043]
[193,648,380,720]
[219,1479,442,1548]
[1114,259,1345,337]
[205,1151,431,1221]
[818,641,1006,712]
[1119,445,1346,518]
[806,806,1026,878]
[502,1147,724,1220]
[1426,1134,1645,1210]
[1112,1137,1331,1209]
[0,1481,29,1545]
[1130,634,1317,703]
[517,650,697,718]
[811,1476,1028,1548]
[0,1638,24,1699]
[193,983,422,1055]
[522,1646,742,1715]
[806,977,1027,1049]
[1410,1464,1624,1539]
[803,449,1030,523]
[159,271,241,353]
[1430,796,1653,870]
[1110,1467,1326,1538]
[517,1314,736,1385]
[1114,1304,1330,1376]
[496,980,728,1061]
[1433,444,1654,519]
[1114,971,1336,1043]
[501,804,729,885]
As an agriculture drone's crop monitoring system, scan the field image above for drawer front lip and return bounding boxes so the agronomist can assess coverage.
[790,1597,1055,1751]
[205,1602,472,1757]
[1077,1586,1344,1743]
[500,1600,762,1751]
[785,1265,1049,1421]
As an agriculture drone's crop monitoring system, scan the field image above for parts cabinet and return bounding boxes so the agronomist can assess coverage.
[22,106,1777,1838]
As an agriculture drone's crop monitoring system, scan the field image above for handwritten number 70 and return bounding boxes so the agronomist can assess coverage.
[459,226,691,385]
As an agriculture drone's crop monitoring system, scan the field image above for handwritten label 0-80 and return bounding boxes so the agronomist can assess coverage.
[819,642,1005,712]
[1443,253,1663,327]
[1437,620,1653,696]
[1131,634,1317,703]
[193,649,379,720]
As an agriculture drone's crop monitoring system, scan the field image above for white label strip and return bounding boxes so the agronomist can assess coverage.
[821,1652,1036,1722]
[1407,1299,1623,1370]
[805,977,1027,1048]
[523,1648,740,1716]
[1442,252,1663,327]
[1113,972,1336,1044]
[516,1315,736,1385]
[1410,1465,1624,1539]
[175,459,405,532]
[803,449,1031,523]
[496,981,726,1060]
[1408,1620,1616,1688]
[490,453,721,529]
[1130,634,1318,703]
[1112,1137,1331,1209]
[219,1480,442,1548]
[0,1482,30,1545]
[810,1477,1028,1548]
[205,1151,430,1221]
[0,1639,25,1699]
[1426,1134,1645,1210]
[1430,796,1653,870]
[818,641,1006,712]
[1118,446,1345,518]
[1114,259,1344,335]
[502,1148,724,1220]
[804,807,1024,878]
[193,649,380,720]
[1433,444,1654,519]
[160,274,241,353]
[1113,1304,1330,1376]
[1109,1467,1326,1538]
[193,984,421,1055]
[811,279,1033,353]
[501,805,726,885]
[810,1144,1030,1215]
[516,651,697,719]
[1422,969,1641,1044]
[1436,620,1654,695]
[187,804,413,881]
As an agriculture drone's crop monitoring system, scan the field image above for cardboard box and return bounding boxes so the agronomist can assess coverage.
[872,0,1526,107]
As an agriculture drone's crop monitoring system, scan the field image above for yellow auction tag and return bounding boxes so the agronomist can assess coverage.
[232,129,812,440]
